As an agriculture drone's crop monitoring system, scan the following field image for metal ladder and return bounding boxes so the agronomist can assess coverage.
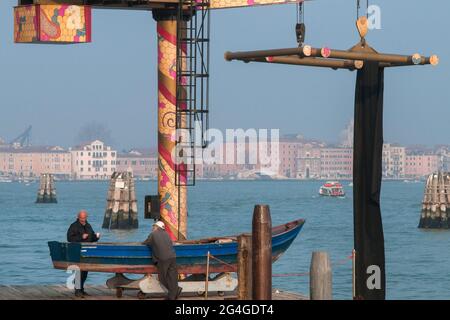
[175,0,210,187]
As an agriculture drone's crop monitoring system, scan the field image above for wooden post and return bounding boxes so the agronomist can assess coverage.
[419,172,450,229]
[225,46,439,67]
[103,171,138,229]
[36,173,57,203]
[237,234,252,300]
[309,251,332,300]
[205,251,210,300]
[252,205,272,300]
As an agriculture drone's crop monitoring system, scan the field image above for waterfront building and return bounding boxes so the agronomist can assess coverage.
[116,149,158,179]
[382,143,406,179]
[319,147,353,180]
[0,146,71,178]
[70,140,116,180]
[279,141,301,178]
[405,154,439,179]
[296,144,322,179]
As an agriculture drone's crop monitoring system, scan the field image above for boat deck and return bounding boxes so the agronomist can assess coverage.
[0,285,308,300]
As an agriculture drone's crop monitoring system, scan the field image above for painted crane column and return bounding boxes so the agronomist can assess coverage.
[152,10,187,241]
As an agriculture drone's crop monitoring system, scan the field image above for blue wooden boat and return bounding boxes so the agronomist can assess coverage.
[48,219,304,275]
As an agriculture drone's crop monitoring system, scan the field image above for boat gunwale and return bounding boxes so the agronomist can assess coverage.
[59,218,305,247]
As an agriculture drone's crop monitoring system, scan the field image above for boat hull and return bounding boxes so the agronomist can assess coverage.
[48,219,304,275]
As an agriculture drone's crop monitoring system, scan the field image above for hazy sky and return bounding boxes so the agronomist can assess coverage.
[1,0,449,149]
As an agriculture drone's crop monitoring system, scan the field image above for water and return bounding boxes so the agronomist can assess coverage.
[0,180,449,300]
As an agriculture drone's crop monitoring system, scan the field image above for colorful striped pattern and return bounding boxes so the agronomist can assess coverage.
[14,4,91,44]
[157,20,187,241]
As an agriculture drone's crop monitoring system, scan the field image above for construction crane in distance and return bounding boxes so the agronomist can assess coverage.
[9,125,32,147]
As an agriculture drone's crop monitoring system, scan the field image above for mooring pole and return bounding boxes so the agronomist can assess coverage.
[153,9,187,240]
[205,251,210,300]
[237,234,252,300]
[309,251,332,300]
[252,204,272,300]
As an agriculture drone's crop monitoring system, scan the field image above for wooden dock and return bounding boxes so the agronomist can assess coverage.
[0,285,308,300]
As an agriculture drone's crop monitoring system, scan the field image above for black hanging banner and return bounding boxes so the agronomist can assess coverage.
[353,61,386,300]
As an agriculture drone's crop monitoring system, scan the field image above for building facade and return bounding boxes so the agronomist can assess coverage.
[405,154,439,178]
[70,140,116,180]
[320,147,353,179]
[296,144,322,179]
[0,146,71,178]
[117,149,158,179]
[382,144,406,179]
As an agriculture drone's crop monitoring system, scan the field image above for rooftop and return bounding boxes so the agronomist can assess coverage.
[0,146,68,154]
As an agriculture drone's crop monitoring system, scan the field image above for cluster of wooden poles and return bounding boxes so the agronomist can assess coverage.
[237,205,332,300]
[102,171,138,229]
[419,172,450,229]
[225,43,439,71]
[36,173,57,203]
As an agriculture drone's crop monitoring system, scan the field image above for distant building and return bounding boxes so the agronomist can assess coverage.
[279,135,324,178]
[382,144,406,179]
[319,147,353,179]
[70,140,116,180]
[405,154,439,178]
[0,146,71,178]
[117,149,158,179]
[296,144,322,179]
[436,147,450,172]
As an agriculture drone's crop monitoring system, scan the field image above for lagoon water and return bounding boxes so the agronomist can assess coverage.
[0,180,449,299]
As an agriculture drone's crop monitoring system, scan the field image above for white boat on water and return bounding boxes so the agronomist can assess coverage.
[319,181,345,197]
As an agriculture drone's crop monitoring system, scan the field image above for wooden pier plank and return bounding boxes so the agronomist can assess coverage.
[0,286,25,300]
[0,285,307,300]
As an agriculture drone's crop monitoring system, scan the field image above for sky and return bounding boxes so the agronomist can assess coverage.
[0,0,449,149]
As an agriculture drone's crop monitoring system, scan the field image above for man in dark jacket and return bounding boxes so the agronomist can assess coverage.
[67,210,100,297]
[143,221,182,300]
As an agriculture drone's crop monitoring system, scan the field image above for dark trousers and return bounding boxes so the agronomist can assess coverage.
[156,258,179,300]
[81,271,88,290]
[75,271,88,291]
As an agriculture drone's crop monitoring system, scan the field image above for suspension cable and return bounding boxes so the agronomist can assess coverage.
[296,1,306,46]
[297,1,304,24]
[356,0,369,19]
